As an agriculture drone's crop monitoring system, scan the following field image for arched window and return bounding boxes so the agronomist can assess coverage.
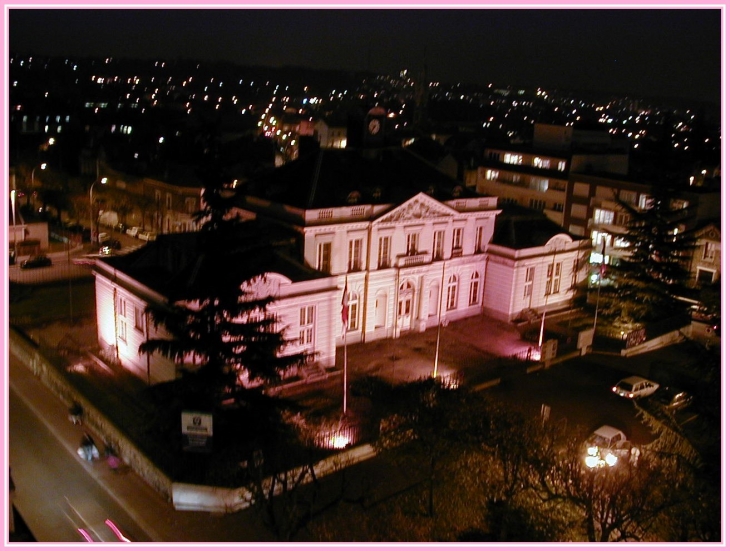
[469,271,481,306]
[446,275,458,311]
[347,291,359,331]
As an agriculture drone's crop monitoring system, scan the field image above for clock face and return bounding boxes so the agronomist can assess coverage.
[368,118,381,135]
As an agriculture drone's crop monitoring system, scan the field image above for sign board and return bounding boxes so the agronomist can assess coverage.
[181,411,213,452]
[541,339,558,361]
[577,329,594,350]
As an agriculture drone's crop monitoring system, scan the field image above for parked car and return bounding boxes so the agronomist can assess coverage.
[584,425,640,468]
[20,255,52,269]
[652,386,693,411]
[126,226,140,238]
[138,231,157,242]
[611,376,659,399]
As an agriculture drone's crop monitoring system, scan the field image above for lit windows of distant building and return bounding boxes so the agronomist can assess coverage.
[593,208,615,225]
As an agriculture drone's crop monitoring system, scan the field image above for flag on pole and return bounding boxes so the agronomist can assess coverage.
[341,282,349,336]
[600,240,607,277]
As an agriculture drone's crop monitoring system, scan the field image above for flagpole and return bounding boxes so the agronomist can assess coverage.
[342,275,348,415]
[433,261,446,378]
[593,240,606,333]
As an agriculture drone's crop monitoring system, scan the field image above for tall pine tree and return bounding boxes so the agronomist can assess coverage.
[599,185,696,325]
[139,178,311,411]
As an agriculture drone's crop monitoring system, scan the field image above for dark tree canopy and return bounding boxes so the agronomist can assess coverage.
[599,185,696,324]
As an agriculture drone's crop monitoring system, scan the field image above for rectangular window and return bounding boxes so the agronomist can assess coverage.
[638,194,653,210]
[545,262,562,296]
[452,227,463,250]
[504,153,523,165]
[529,198,547,211]
[165,193,172,210]
[433,230,444,260]
[593,208,615,225]
[524,267,535,299]
[529,177,549,192]
[406,232,419,255]
[348,238,362,271]
[616,211,631,226]
[486,169,499,180]
[298,306,315,346]
[134,306,144,331]
[317,242,332,273]
[557,161,567,171]
[702,242,717,261]
[378,236,391,268]
[118,297,126,318]
[475,226,484,253]
[118,321,127,343]
[619,190,637,205]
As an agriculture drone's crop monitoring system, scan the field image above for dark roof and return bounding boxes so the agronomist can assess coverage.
[491,205,581,249]
[101,221,323,300]
[243,147,475,209]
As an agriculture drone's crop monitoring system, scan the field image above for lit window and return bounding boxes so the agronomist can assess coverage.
[504,153,523,165]
[593,208,615,225]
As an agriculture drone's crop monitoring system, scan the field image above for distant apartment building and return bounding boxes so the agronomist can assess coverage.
[474,123,630,227]
[689,221,721,287]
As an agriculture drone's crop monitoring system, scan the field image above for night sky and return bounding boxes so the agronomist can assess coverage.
[8,6,723,106]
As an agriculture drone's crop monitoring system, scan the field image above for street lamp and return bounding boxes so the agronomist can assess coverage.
[30,163,47,207]
[89,177,108,244]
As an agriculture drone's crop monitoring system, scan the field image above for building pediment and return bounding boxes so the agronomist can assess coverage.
[375,192,457,225]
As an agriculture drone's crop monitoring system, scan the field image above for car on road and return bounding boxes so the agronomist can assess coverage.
[651,386,693,411]
[612,376,659,399]
[20,255,52,269]
[125,226,140,238]
[99,238,121,250]
[138,231,157,242]
[584,425,640,468]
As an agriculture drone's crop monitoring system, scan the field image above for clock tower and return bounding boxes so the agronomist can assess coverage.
[363,106,387,148]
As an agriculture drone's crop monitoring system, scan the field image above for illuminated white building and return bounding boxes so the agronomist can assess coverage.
[93,137,591,384]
